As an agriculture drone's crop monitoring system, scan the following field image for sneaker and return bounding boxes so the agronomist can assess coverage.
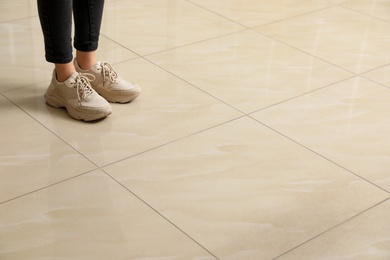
[74,59,140,103]
[44,70,112,121]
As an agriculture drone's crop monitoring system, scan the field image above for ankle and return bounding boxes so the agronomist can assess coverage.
[55,63,76,82]
[76,50,97,70]
[75,59,93,70]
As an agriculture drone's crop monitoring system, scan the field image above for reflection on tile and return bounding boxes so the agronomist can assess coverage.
[95,35,139,63]
[252,77,390,191]
[256,6,390,74]
[279,199,390,259]
[104,117,388,259]
[0,0,37,23]
[189,0,349,27]
[149,30,352,113]
[0,170,216,259]
[343,0,390,22]
[101,0,244,55]
[0,95,95,203]
[0,18,137,93]
[0,17,52,92]
[4,58,242,167]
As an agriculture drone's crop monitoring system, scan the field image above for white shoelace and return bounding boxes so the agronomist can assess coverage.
[100,61,118,84]
[71,73,96,100]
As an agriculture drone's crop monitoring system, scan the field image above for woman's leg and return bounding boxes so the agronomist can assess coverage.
[76,50,97,70]
[54,63,76,82]
[73,0,105,70]
[37,0,111,121]
[37,0,75,82]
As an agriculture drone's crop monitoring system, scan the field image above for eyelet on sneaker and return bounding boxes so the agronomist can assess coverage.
[74,59,141,103]
[44,70,112,121]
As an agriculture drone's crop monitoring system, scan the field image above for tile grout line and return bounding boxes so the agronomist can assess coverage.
[1,94,100,168]
[248,28,357,76]
[0,14,39,24]
[1,79,50,95]
[244,6,386,76]
[341,4,390,25]
[140,55,247,115]
[245,75,357,115]
[249,116,390,195]
[0,169,98,206]
[101,27,248,59]
[102,168,221,260]
[100,114,247,169]
[249,4,390,76]
[185,0,354,32]
[360,74,390,92]
[272,196,390,259]
[0,94,105,204]
[250,27,357,76]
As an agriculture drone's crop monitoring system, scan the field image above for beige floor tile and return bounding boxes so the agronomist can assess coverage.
[278,199,390,259]
[363,64,390,87]
[101,0,244,55]
[343,0,390,22]
[4,58,242,167]
[0,95,95,203]
[2,1,389,259]
[252,77,390,191]
[103,117,388,260]
[97,35,139,62]
[0,0,37,23]
[0,170,216,259]
[149,30,353,113]
[189,0,348,27]
[0,17,52,92]
[256,6,390,74]
[0,17,137,93]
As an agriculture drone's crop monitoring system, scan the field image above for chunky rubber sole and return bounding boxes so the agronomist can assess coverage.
[45,93,112,121]
[95,85,141,104]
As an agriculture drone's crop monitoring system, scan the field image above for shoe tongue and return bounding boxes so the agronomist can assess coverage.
[65,72,80,84]
[92,61,102,73]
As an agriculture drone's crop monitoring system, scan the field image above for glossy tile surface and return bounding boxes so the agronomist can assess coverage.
[2,0,390,259]
[104,117,389,259]
[189,0,349,27]
[0,95,95,203]
[100,0,244,55]
[252,77,390,191]
[0,17,52,92]
[277,199,390,259]
[149,30,353,113]
[257,6,390,74]
[0,170,216,259]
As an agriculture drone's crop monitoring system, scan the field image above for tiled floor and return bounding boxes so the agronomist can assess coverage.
[1,0,390,259]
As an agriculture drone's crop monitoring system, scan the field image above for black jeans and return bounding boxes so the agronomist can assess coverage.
[37,0,105,64]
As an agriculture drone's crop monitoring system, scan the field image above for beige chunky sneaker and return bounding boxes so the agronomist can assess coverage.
[44,70,112,121]
[74,59,140,103]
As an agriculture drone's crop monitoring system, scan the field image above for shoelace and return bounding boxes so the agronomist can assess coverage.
[71,73,96,100]
[100,61,118,84]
